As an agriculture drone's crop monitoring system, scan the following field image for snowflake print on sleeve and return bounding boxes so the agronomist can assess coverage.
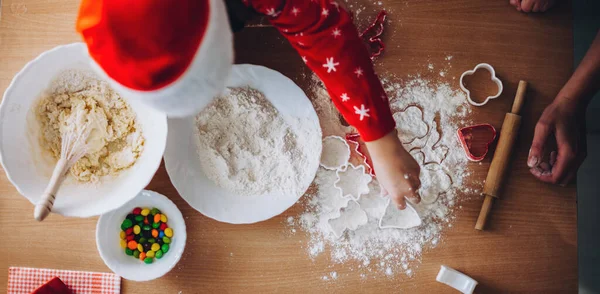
[245,0,395,142]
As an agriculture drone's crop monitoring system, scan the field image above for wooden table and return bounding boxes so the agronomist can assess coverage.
[0,0,577,292]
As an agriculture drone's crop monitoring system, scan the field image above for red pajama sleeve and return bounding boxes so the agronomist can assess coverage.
[246,0,395,141]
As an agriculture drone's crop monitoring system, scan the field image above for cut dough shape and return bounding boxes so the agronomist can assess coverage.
[334,163,372,201]
[436,265,478,294]
[379,199,422,229]
[424,120,449,164]
[313,168,351,216]
[419,164,452,204]
[393,105,429,144]
[328,200,368,238]
[357,183,388,219]
[320,136,351,170]
[410,150,452,204]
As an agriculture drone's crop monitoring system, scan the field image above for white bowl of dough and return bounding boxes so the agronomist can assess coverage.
[0,43,167,218]
[164,64,322,224]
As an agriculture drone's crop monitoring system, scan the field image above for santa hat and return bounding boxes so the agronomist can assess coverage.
[76,0,233,117]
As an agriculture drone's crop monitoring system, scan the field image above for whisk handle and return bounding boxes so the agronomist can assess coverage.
[34,158,69,221]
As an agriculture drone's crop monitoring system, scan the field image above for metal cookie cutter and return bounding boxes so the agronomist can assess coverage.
[460,63,503,106]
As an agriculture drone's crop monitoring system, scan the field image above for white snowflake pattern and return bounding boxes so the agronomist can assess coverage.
[266,8,281,17]
[354,67,364,77]
[302,56,308,63]
[354,104,370,121]
[330,1,341,11]
[322,57,339,73]
[322,8,329,16]
[340,93,350,102]
[291,7,300,16]
[332,28,342,38]
[297,41,305,46]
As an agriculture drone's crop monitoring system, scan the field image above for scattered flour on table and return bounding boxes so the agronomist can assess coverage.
[292,73,483,279]
[195,86,320,197]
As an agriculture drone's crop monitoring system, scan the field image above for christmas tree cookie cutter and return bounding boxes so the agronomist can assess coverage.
[459,63,503,107]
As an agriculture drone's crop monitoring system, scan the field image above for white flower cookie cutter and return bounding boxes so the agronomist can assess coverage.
[459,63,503,107]
[436,265,478,294]
[333,163,372,201]
[320,135,351,170]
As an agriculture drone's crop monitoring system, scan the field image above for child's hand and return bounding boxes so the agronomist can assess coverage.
[509,0,556,13]
[528,97,587,185]
[366,130,421,209]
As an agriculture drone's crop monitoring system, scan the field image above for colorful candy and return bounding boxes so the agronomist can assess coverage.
[120,207,173,264]
[151,243,160,252]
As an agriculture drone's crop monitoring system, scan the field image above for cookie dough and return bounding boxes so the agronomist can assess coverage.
[35,70,144,182]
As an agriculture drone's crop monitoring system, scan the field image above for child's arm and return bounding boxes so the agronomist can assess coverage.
[247,0,421,208]
[528,30,600,184]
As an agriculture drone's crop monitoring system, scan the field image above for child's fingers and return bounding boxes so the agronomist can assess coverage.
[528,121,552,168]
[520,0,535,12]
[391,193,407,210]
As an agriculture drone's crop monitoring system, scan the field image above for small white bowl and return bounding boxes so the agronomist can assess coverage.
[96,190,187,282]
[0,43,167,217]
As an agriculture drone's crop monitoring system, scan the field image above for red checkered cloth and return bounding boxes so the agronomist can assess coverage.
[7,267,121,294]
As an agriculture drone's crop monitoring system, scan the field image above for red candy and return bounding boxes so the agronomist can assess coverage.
[144,217,149,224]
[132,207,142,215]
[159,223,168,230]
[125,227,133,235]
[126,235,135,241]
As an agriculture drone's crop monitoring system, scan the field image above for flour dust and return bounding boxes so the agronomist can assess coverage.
[289,69,483,279]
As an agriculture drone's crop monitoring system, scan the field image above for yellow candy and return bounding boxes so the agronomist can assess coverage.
[120,240,127,249]
[133,225,141,235]
[146,250,155,258]
[151,243,160,252]
[120,231,126,240]
[141,208,150,216]
[137,244,144,253]
[164,228,173,238]
[160,214,167,223]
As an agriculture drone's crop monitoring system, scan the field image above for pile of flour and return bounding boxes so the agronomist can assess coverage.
[195,86,320,197]
[289,73,482,278]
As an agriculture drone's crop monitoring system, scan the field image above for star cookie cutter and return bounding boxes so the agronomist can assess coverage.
[333,163,372,201]
[459,63,503,107]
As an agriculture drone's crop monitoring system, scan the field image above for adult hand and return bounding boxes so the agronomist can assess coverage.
[366,130,421,209]
[528,97,587,185]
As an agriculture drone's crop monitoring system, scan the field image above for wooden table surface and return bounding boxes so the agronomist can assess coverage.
[0,0,577,292]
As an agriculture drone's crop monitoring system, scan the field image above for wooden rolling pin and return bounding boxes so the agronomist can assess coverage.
[475,80,528,230]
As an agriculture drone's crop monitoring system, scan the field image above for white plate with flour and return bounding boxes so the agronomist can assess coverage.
[164,64,322,224]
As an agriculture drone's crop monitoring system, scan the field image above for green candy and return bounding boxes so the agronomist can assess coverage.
[143,225,151,231]
[135,215,144,222]
[162,236,171,244]
[148,238,156,244]
[133,250,140,258]
[121,219,133,230]
[152,222,160,229]
[161,243,169,253]
[150,208,160,216]
[139,237,147,244]
[144,257,153,264]
[125,248,133,256]
[155,250,163,259]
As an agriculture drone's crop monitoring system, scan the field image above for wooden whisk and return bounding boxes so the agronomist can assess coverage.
[34,108,94,221]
